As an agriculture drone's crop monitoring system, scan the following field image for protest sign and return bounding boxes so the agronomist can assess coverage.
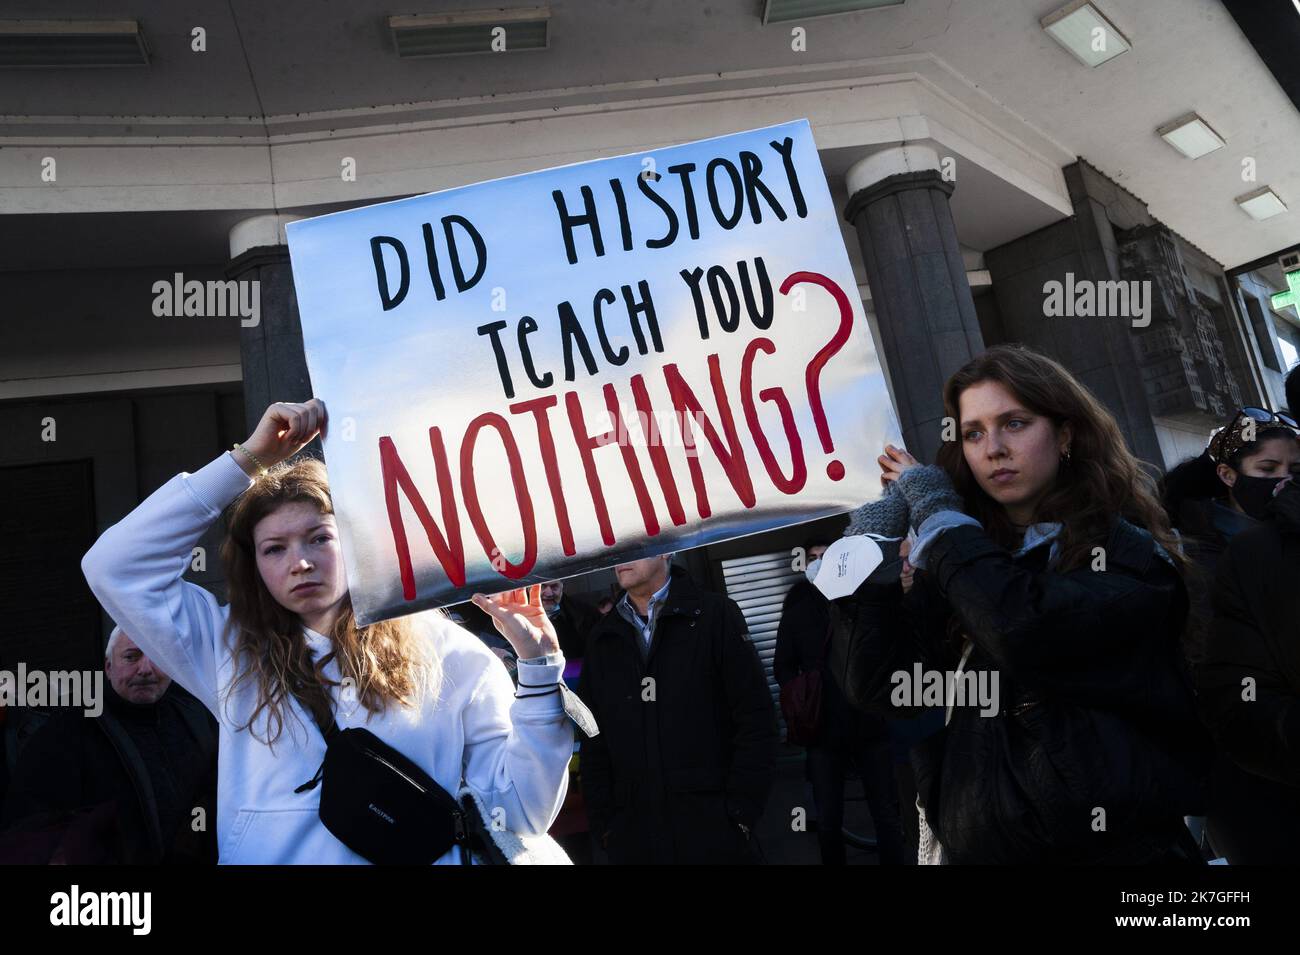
[287,119,900,624]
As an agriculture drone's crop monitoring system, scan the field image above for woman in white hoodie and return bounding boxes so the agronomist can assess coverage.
[81,399,573,864]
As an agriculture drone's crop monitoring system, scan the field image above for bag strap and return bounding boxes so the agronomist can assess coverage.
[290,681,341,794]
[308,705,342,743]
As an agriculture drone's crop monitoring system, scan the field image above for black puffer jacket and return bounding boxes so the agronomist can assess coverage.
[837,518,1211,864]
[1199,481,1300,863]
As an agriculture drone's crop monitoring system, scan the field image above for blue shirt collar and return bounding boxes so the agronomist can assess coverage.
[619,575,672,620]
[1013,519,1176,567]
[1015,522,1061,559]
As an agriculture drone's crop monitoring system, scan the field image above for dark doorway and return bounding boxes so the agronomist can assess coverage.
[0,459,102,674]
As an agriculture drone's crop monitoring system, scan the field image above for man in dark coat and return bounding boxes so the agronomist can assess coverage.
[2,628,218,864]
[1200,477,1300,863]
[578,555,777,864]
[540,579,601,662]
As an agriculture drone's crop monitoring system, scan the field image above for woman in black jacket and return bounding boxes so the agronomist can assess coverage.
[1200,478,1300,863]
[837,345,1209,864]
[774,539,905,865]
[1159,409,1299,672]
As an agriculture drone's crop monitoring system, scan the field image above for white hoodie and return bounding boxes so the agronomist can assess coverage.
[80,451,572,864]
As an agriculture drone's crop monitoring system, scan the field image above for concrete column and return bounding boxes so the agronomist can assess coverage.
[843,145,984,465]
[227,214,310,434]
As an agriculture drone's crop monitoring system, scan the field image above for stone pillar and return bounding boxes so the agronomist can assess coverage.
[843,145,984,465]
[226,214,308,434]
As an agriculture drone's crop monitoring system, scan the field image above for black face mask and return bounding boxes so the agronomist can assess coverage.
[1231,474,1285,521]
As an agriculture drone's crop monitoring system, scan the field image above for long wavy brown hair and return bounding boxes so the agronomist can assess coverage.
[220,457,440,746]
[934,345,1186,574]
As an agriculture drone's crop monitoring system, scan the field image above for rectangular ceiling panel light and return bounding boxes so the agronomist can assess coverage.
[1040,1,1130,68]
[1156,112,1225,159]
[389,7,549,58]
[1235,186,1288,221]
[0,19,148,67]
[763,0,904,24]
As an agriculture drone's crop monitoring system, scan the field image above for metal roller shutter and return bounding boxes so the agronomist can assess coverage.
[719,550,802,730]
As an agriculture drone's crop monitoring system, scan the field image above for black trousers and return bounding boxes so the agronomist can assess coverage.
[807,723,905,865]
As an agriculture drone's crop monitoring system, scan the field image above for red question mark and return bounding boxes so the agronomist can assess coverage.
[779,270,854,481]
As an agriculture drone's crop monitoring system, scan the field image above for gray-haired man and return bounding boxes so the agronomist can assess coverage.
[2,627,218,863]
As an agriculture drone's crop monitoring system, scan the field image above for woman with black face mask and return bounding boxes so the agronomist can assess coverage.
[1160,409,1300,672]
[1160,408,1298,858]
[1211,410,1300,520]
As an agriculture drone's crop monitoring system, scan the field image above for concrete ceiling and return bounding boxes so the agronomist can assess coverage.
[2,0,1297,268]
[0,203,363,272]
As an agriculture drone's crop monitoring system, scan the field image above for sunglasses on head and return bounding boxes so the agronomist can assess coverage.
[1238,407,1299,430]
[1209,407,1300,464]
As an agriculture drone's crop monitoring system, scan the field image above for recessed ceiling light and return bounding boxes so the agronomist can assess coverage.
[1235,186,1288,221]
[1156,113,1225,159]
[388,7,549,58]
[763,0,904,24]
[0,19,148,68]
[1040,1,1131,68]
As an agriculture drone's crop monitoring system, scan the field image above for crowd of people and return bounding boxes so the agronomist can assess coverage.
[1,343,1296,865]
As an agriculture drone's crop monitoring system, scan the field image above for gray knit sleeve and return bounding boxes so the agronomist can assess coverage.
[893,465,964,529]
[844,480,910,538]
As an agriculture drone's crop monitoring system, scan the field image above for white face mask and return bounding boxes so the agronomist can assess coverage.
[804,557,822,584]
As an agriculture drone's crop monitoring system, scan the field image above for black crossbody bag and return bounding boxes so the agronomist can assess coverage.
[293,704,495,865]
[290,674,598,865]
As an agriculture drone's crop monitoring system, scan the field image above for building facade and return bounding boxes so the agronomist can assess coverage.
[3,0,1298,695]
